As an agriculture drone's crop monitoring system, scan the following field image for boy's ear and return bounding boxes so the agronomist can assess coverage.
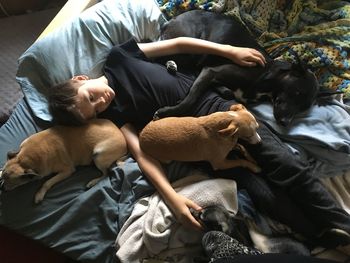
[72,75,89,81]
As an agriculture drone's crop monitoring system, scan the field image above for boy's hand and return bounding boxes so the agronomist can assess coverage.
[169,193,203,231]
[227,45,266,67]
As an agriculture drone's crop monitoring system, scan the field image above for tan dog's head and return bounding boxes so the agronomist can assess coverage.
[0,151,40,191]
[219,104,261,144]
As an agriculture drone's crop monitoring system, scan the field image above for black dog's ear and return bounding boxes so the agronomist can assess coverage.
[317,90,344,98]
[291,60,310,76]
[286,48,310,74]
[264,60,292,80]
[316,90,344,106]
[7,151,19,160]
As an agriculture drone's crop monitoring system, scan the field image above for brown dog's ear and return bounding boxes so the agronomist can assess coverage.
[218,124,238,137]
[7,151,18,160]
[229,104,246,112]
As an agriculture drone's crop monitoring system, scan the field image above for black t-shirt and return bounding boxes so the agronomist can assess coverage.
[99,38,234,129]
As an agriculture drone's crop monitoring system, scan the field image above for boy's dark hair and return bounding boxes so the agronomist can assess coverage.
[48,80,85,126]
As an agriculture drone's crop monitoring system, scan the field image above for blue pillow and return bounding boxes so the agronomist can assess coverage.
[16,0,166,122]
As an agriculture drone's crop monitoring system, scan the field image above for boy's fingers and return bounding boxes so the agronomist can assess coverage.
[242,61,257,67]
[189,214,204,231]
[251,50,266,66]
[185,201,203,231]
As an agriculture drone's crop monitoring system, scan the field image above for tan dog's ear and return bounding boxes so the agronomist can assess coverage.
[229,104,246,112]
[7,151,18,160]
[218,124,238,137]
[23,168,38,176]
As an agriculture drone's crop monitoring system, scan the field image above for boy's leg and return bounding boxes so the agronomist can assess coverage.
[212,165,318,239]
[243,120,350,247]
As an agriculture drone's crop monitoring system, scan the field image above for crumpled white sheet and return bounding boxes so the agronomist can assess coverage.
[321,169,350,215]
[115,172,238,263]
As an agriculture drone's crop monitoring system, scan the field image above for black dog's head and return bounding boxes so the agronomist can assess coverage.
[191,205,235,234]
[191,205,253,245]
[264,60,319,127]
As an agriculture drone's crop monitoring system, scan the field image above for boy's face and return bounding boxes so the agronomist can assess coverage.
[73,77,115,120]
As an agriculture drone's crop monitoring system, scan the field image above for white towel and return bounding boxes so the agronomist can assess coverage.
[115,172,238,263]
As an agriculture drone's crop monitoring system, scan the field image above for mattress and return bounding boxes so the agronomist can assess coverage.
[1,0,350,262]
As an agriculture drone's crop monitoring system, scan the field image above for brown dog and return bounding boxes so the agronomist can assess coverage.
[140,104,261,172]
[0,118,127,203]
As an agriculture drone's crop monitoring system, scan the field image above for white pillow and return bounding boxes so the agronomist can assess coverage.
[16,0,165,121]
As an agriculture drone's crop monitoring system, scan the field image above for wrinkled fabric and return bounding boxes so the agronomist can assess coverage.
[16,0,166,122]
[116,174,238,263]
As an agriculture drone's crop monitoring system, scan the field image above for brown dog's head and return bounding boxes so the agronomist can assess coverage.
[221,104,261,144]
[0,151,40,191]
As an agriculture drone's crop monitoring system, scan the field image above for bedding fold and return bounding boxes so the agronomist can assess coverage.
[115,173,238,263]
[250,102,350,177]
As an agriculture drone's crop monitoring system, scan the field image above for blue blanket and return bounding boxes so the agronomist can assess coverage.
[251,101,350,177]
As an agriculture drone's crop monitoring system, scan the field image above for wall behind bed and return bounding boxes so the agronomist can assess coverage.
[0,7,60,126]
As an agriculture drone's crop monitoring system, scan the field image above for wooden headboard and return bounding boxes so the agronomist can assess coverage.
[37,0,99,40]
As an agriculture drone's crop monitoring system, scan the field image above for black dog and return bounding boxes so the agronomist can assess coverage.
[193,205,311,255]
[191,205,253,246]
[154,10,319,126]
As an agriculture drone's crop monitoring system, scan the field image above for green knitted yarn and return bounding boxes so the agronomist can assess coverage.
[157,0,350,98]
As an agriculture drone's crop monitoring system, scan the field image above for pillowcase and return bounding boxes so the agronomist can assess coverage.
[16,0,166,122]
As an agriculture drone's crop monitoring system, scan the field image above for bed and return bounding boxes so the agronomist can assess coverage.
[1,0,350,262]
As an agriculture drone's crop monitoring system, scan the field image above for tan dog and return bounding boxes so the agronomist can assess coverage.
[140,104,261,172]
[0,119,127,203]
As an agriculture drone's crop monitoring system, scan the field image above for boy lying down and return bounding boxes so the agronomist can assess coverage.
[48,36,350,249]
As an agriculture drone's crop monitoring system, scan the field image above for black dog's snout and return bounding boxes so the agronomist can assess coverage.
[0,177,4,190]
[278,117,291,127]
[190,207,202,220]
[0,169,7,190]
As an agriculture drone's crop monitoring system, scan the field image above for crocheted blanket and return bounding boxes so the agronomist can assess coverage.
[157,0,350,98]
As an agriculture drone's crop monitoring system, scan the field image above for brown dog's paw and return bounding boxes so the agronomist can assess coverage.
[86,179,98,189]
[251,164,262,174]
[86,176,104,189]
[34,191,45,204]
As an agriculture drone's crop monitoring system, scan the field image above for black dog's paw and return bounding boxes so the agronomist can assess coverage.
[153,111,160,121]
[153,106,175,120]
[153,108,169,120]
[215,86,235,100]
